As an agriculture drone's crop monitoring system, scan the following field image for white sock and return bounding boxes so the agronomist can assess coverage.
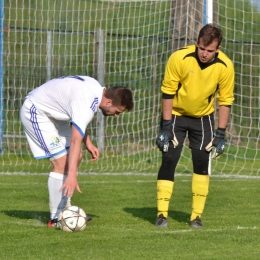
[48,172,68,220]
[64,172,78,207]
[66,197,71,208]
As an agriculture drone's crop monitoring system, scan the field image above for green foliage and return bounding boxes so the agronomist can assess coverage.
[0,174,260,259]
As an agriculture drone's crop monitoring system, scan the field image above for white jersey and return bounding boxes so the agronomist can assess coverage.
[26,75,104,137]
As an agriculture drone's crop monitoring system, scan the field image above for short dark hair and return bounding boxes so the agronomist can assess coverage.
[198,23,223,47]
[105,86,134,111]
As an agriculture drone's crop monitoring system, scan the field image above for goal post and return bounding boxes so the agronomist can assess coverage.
[204,0,213,24]
[0,0,3,155]
[1,0,260,177]
[95,28,105,153]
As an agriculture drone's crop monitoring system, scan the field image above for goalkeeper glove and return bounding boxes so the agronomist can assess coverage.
[156,120,178,152]
[205,128,226,158]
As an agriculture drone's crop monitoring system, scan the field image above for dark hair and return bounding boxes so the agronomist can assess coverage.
[198,24,223,47]
[105,86,134,111]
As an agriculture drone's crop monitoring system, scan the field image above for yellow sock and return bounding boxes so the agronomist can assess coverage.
[157,180,174,218]
[190,173,209,221]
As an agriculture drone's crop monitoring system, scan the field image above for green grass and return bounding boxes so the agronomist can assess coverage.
[0,174,260,260]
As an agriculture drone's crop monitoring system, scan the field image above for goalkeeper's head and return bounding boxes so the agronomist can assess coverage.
[197,23,223,48]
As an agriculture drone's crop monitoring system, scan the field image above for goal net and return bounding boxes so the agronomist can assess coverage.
[1,0,259,176]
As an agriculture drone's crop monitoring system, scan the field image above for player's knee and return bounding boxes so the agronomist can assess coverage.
[192,149,210,175]
[193,159,209,175]
[158,148,181,181]
[51,154,68,174]
[162,151,173,163]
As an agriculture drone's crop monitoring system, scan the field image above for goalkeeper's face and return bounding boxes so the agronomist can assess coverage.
[196,39,220,63]
[100,105,126,117]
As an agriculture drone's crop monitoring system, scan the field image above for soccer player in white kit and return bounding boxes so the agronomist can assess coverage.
[20,75,134,226]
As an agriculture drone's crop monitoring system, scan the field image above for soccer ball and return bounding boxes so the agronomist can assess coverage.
[58,206,87,232]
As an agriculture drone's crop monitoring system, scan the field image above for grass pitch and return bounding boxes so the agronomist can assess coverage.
[0,174,259,260]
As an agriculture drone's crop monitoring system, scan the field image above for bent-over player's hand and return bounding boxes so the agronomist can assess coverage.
[156,119,178,152]
[60,175,82,197]
[205,128,225,158]
[86,142,99,161]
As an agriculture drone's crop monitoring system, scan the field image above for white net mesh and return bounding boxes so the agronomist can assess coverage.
[1,0,259,176]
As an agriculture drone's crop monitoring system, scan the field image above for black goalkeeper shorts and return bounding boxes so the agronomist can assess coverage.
[171,113,215,150]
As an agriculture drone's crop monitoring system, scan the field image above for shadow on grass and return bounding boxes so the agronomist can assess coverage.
[2,210,98,224]
[2,210,50,223]
[123,207,190,224]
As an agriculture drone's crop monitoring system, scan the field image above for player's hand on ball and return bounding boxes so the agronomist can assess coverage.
[156,119,178,152]
[60,175,82,197]
[205,128,225,158]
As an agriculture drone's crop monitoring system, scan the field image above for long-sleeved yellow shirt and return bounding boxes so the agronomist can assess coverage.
[161,45,235,118]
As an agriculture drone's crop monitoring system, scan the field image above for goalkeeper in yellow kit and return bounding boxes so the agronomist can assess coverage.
[155,24,235,228]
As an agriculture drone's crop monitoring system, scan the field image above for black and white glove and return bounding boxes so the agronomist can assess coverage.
[156,120,178,152]
[205,128,226,158]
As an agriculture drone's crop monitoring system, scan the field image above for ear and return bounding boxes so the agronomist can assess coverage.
[105,98,112,106]
[216,45,221,52]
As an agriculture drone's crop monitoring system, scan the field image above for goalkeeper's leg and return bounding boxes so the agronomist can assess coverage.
[156,147,182,222]
[190,149,210,224]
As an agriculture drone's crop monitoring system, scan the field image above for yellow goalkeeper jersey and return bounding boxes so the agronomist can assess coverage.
[161,45,235,117]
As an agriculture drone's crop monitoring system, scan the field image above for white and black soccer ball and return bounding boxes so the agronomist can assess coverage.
[58,206,87,232]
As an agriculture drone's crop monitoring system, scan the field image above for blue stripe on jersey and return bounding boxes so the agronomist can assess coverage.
[29,105,51,156]
[90,97,98,112]
[70,121,84,137]
[60,75,85,81]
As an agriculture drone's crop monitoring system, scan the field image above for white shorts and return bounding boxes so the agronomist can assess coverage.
[20,98,72,160]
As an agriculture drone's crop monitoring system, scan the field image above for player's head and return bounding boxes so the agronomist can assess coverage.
[196,24,222,63]
[197,23,223,47]
[100,86,134,117]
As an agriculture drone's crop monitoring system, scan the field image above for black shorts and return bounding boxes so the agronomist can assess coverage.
[171,113,215,150]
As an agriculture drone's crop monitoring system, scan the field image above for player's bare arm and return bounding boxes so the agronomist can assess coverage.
[162,98,173,120]
[83,130,99,161]
[61,125,83,197]
[218,105,231,128]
